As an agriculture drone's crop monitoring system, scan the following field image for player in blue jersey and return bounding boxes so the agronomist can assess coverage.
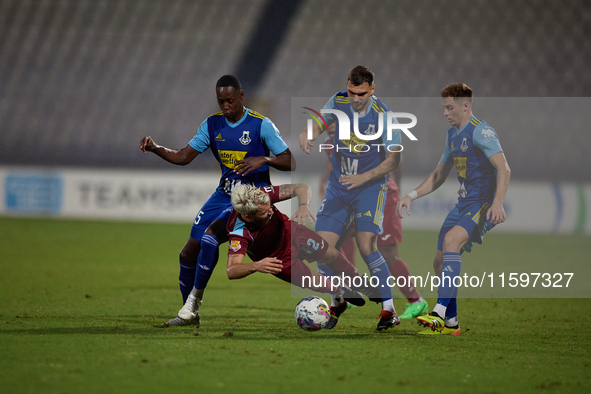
[139,75,294,327]
[397,83,511,335]
[299,65,402,331]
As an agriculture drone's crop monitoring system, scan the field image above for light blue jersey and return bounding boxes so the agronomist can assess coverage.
[440,116,503,205]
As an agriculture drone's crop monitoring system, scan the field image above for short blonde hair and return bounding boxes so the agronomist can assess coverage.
[231,184,270,215]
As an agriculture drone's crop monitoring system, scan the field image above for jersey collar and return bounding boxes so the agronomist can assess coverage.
[225,108,250,128]
[455,115,475,135]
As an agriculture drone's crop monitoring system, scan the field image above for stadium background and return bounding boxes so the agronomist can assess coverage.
[1,0,590,237]
[1,0,589,178]
[1,2,590,392]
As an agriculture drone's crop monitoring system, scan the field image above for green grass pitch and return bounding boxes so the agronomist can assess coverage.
[0,217,589,393]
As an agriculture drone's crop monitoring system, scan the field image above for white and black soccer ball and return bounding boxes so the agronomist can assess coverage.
[294,296,330,331]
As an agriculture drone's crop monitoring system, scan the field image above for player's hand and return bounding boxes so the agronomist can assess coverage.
[396,196,412,218]
[338,173,368,189]
[290,205,316,225]
[299,131,314,154]
[486,200,506,225]
[253,257,283,274]
[234,156,267,176]
[139,136,157,153]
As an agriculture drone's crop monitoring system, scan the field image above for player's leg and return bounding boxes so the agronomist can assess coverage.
[335,221,357,266]
[156,237,202,328]
[377,190,427,318]
[178,237,201,304]
[352,182,399,330]
[314,184,348,277]
[380,243,428,319]
[418,229,467,333]
[419,202,493,334]
[159,193,231,328]
[178,213,230,321]
[355,231,399,331]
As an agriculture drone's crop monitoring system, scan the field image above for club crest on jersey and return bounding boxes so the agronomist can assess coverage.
[239,131,251,145]
[365,124,376,135]
[461,137,468,152]
[230,240,241,252]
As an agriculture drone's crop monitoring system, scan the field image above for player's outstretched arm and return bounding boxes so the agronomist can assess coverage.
[486,152,511,225]
[139,137,200,166]
[397,161,454,218]
[339,150,400,190]
[287,184,316,225]
[234,148,295,176]
[299,120,325,154]
[226,254,283,279]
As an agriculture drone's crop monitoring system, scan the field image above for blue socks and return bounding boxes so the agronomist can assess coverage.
[179,262,196,304]
[435,252,461,318]
[194,234,220,290]
[363,251,392,301]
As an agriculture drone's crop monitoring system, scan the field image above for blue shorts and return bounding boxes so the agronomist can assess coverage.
[190,190,233,241]
[315,180,387,235]
[437,201,495,253]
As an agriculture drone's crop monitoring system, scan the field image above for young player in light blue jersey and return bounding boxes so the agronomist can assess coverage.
[397,83,511,335]
[299,65,402,331]
[139,75,294,327]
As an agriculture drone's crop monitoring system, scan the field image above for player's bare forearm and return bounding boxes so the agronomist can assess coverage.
[276,183,315,224]
[487,152,511,224]
[416,161,454,198]
[227,254,284,279]
[226,254,253,279]
[299,121,325,154]
[397,161,453,218]
[234,149,295,175]
[276,183,311,203]
[490,152,511,205]
[265,149,295,172]
[139,137,199,166]
[339,151,399,189]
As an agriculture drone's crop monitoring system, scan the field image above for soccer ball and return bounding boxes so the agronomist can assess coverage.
[294,296,330,331]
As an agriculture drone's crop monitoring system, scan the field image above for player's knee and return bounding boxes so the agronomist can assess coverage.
[378,245,398,264]
[442,232,464,253]
[179,243,200,264]
[320,247,339,265]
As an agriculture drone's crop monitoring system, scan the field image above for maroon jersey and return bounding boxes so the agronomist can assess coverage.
[226,185,292,262]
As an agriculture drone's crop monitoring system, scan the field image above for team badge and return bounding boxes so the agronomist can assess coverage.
[230,240,241,252]
[365,124,376,135]
[461,137,468,152]
[239,130,251,145]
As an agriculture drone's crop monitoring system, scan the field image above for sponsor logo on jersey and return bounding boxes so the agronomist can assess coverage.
[218,150,248,169]
[364,211,372,217]
[239,130,251,145]
[453,156,467,179]
[230,240,241,252]
[340,134,368,156]
[215,133,224,141]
